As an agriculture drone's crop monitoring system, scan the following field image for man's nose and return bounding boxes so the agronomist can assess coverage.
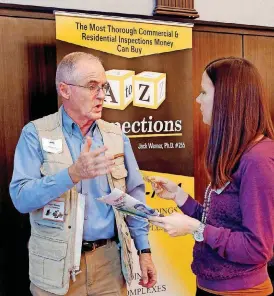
[96,88,105,100]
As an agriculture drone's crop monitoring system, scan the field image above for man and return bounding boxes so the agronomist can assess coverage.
[9,52,157,296]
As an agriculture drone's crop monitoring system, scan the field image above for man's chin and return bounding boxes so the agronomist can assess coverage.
[91,111,102,120]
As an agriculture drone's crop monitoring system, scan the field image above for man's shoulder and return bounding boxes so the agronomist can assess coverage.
[22,111,59,137]
[22,122,37,135]
[97,119,122,135]
[20,123,41,146]
[31,111,59,131]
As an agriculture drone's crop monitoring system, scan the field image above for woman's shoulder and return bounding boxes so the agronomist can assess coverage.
[240,138,274,168]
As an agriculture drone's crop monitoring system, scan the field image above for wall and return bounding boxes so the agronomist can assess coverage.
[0,9,274,295]
[0,0,155,16]
[195,0,274,27]
[0,13,57,296]
[1,0,274,27]
[0,3,274,295]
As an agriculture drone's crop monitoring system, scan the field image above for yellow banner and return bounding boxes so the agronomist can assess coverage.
[55,14,192,58]
[127,171,196,296]
[56,12,195,294]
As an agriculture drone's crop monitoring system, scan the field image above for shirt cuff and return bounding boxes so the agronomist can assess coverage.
[179,195,199,216]
[134,234,150,250]
[54,168,75,195]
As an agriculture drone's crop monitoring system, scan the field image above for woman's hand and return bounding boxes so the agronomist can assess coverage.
[149,212,200,237]
[146,176,188,206]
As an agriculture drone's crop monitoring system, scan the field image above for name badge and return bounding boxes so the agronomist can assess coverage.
[42,138,62,154]
[42,200,65,222]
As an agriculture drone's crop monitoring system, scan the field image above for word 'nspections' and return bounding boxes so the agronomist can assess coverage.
[115,117,182,135]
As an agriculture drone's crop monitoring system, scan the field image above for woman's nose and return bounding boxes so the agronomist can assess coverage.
[196,93,202,103]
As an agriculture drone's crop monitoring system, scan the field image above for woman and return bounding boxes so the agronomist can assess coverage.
[149,57,274,295]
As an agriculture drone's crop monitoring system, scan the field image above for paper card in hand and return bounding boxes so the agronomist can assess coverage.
[98,188,161,219]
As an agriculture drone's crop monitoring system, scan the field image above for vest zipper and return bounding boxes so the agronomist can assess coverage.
[70,189,78,282]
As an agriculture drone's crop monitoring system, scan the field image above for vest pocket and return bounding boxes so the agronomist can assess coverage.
[34,219,64,230]
[31,209,65,238]
[113,209,133,283]
[29,235,68,288]
[111,162,128,192]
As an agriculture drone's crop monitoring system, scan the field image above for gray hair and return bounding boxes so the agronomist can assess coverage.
[55,52,102,95]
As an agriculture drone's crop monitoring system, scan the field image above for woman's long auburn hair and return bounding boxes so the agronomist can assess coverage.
[204,57,274,189]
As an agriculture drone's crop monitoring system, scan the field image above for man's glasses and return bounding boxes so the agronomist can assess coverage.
[64,82,110,95]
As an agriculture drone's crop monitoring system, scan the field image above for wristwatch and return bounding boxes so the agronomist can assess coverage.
[193,222,206,242]
[137,248,151,256]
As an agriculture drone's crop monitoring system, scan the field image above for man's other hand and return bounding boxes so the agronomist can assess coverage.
[138,253,157,288]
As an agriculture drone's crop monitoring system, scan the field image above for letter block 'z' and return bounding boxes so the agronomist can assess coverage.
[133,71,166,109]
[104,69,135,110]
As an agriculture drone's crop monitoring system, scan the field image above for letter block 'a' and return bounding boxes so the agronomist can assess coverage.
[133,71,166,109]
[104,69,135,110]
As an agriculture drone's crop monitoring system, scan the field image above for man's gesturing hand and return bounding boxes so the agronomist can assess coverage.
[68,136,115,183]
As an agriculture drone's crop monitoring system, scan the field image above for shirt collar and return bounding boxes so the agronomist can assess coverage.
[61,105,97,137]
[213,181,231,195]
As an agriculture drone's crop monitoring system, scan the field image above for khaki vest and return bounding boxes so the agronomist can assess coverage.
[28,108,133,295]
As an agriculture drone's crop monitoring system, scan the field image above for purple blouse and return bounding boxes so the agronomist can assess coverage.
[181,138,274,291]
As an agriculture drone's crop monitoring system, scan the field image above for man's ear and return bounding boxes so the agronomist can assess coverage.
[59,82,70,100]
